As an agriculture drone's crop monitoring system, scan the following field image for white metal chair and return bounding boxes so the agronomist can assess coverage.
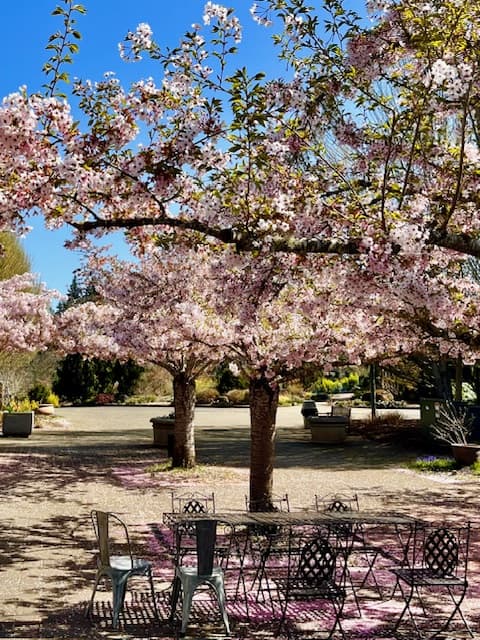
[170,518,230,636]
[87,510,159,628]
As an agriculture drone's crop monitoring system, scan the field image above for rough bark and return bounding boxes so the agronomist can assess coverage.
[248,376,279,511]
[172,372,196,468]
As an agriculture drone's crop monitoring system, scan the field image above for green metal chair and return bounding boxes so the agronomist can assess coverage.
[170,518,230,636]
[87,510,159,628]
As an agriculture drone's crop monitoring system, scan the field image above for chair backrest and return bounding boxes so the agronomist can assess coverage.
[171,491,216,515]
[408,522,471,580]
[315,493,359,513]
[424,528,459,576]
[295,536,337,586]
[196,519,217,576]
[91,510,132,568]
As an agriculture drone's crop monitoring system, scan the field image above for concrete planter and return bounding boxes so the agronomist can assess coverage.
[451,443,480,466]
[308,415,348,444]
[36,403,55,416]
[2,411,34,437]
[150,417,175,447]
[301,400,319,428]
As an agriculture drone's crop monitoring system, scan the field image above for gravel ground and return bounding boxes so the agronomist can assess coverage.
[0,405,478,639]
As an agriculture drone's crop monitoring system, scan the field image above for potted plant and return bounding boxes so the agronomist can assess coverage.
[2,398,36,437]
[28,385,59,415]
[429,402,480,466]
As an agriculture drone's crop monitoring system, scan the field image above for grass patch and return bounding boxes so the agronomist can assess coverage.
[408,455,458,472]
[145,460,245,482]
[471,460,480,475]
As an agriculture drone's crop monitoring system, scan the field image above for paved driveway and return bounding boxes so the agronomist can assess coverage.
[0,404,476,639]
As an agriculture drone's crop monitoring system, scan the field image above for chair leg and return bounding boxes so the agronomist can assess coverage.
[180,588,195,635]
[210,579,230,635]
[147,569,160,621]
[111,578,128,629]
[87,572,102,618]
[170,575,181,623]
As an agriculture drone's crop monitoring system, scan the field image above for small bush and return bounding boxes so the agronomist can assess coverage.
[196,376,219,404]
[94,393,115,405]
[28,384,52,404]
[4,398,38,412]
[125,395,158,405]
[196,387,219,404]
[471,461,480,475]
[46,392,60,407]
[227,388,250,404]
[408,456,458,472]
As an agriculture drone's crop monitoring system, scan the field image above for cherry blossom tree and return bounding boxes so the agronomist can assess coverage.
[4,0,480,502]
[0,274,58,353]
[55,245,232,468]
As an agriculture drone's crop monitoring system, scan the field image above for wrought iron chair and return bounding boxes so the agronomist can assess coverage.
[244,493,291,601]
[273,528,347,639]
[170,518,231,636]
[171,490,216,516]
[170,491,216,560]
[390,521,473,638]
[314,492,386,613]
[87,510,159,628]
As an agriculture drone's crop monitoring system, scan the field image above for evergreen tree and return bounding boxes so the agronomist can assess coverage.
[54,276,143,403]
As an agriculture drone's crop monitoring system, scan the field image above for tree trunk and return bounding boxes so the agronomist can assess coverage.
[172,372,196,468]
[249,375,279,511]
[432,359,453,400]
[455,355,463,402]
[370,363,377,419]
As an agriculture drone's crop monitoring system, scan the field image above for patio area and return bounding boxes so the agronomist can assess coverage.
[0,405,478,638]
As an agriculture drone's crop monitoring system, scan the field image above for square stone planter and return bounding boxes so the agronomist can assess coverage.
[308,415,348,444]
[150,417,175,447]
[2,411,34,437]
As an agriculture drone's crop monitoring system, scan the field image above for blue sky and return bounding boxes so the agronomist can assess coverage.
[0,1,359,294]
[0,1,285,293]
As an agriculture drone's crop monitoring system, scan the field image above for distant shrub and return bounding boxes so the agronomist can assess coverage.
[361,389,394,403]
[125,395,158,405]
[95,393,115,405]
[196,387,219,404]
[28,383,52,404]
[227,388,250,404]
[311,372,359,395]
[46,392,60,407]
[196,376,219,404]
[408,456,458,472]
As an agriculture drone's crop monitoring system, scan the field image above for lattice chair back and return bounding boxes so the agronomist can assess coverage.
[315,492,359,513]
[171,491,216,514]
[424,527,460,577]
[296,537,337,587]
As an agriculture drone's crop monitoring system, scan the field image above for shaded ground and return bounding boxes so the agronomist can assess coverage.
[0,406,478,639]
